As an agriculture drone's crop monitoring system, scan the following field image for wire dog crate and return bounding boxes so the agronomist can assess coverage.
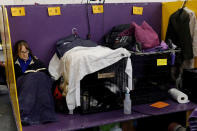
[79,58,128,114]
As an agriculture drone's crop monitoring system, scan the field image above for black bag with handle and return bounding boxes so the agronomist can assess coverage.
[103,24,135,50]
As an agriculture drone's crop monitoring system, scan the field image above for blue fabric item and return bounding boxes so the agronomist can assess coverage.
[171,52,175,65]
[18,56,31,73]
[56,34,98,58]
[17,72,56,125]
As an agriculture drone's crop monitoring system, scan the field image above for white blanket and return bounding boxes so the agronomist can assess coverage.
[49,46,132,111]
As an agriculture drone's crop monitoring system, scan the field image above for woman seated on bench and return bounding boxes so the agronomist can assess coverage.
[13,40,56,125]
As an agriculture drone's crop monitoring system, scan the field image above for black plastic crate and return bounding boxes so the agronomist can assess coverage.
[79,58,128,114]
[131,50,181,88]
[131,52,170,79]
[130,50,180,105]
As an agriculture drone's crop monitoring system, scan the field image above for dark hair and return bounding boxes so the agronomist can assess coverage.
[13,40,34,61]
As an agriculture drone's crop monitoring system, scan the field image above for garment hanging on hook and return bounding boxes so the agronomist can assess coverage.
[165,4,193,65]
[183,7,197,69]
[181,0,188,9]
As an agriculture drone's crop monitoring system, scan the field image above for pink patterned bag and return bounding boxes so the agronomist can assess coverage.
[118,21,160,50]
[132,21,160,49]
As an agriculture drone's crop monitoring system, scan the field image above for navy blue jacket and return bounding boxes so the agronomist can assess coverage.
[14,57,49,80]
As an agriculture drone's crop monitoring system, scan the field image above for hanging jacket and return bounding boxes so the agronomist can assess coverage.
[183,7,197,69]
[165,8,193,64]
[184,8,197,56]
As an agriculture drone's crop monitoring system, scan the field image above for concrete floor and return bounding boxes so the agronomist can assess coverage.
[0,85,17,131]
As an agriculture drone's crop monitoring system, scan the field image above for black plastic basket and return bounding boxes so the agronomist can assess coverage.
[130,50,180,105]
[131,51,174,81]
[79,58,128,114]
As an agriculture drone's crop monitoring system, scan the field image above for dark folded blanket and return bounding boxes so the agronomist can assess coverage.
[17,72,56,125]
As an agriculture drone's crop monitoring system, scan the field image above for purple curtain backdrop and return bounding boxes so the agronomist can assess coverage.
[6,3,161,66]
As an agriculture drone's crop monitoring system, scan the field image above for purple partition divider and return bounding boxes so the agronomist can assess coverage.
[6,3,161,66]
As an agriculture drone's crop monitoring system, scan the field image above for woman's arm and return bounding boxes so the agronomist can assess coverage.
[14,63,23,81]
[31,58,51,76]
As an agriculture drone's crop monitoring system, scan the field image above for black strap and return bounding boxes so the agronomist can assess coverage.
[86,0,91,40]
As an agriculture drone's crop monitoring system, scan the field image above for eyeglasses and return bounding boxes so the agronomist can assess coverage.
[20,50,29,54]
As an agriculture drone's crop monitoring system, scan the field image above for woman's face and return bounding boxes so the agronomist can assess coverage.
[18,45,29,61]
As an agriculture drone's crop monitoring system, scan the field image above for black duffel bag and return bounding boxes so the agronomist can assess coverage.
[103,24,136,50]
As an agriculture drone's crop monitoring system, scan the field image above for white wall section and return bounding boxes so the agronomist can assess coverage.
[0,0,14,5]
[1,0,178,5]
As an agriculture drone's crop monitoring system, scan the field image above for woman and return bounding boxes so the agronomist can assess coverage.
[13,40,56,125]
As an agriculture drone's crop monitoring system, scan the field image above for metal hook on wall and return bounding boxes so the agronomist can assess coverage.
[181,0,188,9]
[72,28,78,37]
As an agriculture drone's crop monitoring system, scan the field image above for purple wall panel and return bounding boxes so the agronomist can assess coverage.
[6,3,161,66]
